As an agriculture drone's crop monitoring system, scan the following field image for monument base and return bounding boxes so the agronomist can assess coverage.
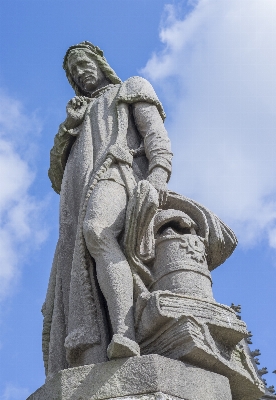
[27,354,232,400]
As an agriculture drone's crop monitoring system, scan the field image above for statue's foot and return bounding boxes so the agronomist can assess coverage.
[107,334,140,360]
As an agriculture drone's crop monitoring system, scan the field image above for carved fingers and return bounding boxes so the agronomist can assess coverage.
[147,166,169,207]
[158,188,168,208]
[69,96,89,109]
[65,96,90,129]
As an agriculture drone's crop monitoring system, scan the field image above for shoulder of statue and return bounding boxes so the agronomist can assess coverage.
[117,76,166,121]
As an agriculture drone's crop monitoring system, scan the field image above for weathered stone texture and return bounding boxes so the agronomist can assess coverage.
[27,355,232,400]
[29,41,273,400]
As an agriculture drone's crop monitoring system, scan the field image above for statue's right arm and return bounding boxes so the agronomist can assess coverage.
[48,96,90,194]
[48,124,76,194]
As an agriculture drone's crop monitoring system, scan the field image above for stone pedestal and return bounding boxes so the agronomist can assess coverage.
[27,355,232,400]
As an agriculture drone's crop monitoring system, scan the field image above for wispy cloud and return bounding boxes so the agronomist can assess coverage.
[0,383,29,400]
[142,0,276,247]
[0,92,47,302]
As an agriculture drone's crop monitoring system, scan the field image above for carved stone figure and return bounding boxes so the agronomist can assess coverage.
[44,41,172,377]
[38,41,271,400]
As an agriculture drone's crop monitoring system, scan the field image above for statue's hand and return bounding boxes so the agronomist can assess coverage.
[147,166,168,207]
[64,96,90,130]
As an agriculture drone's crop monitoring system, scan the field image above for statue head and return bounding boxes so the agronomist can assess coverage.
[63,41,122,96]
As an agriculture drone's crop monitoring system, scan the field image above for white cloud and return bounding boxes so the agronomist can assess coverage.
[0,92,47,302]
[0,383,29,400]
[142,0,276,247]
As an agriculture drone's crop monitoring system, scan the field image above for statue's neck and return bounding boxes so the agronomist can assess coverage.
[86,77,111,98]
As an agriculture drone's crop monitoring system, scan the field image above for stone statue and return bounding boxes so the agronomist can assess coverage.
[36,41,272,400]
[44,41,172,376]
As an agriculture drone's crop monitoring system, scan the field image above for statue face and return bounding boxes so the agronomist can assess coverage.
[68,51,105,93]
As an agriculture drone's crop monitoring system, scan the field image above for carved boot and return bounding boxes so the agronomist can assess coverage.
[107,334,140,360]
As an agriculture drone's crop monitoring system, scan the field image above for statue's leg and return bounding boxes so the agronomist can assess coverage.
[83,179,140,359]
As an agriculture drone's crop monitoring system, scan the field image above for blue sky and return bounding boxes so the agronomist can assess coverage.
[0,1,275,398]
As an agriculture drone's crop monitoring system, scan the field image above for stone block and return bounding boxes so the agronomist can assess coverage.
[27,354,232,400]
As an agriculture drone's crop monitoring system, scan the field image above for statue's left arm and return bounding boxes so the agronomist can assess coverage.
[117,76,173,201]
[132,101,173,202]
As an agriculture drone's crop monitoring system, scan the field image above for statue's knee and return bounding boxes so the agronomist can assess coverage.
[83,219,104,252]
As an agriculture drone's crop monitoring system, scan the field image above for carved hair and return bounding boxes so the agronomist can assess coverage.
[63,41,122,96]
